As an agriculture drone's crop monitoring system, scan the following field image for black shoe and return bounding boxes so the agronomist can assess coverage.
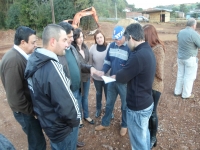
[79,123,84,128]
[84,118,95,124]
[151,137,157,148]
[77,141,85,147]
[95,110,101,118]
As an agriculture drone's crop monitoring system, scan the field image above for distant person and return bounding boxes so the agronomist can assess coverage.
[95,26,130,137]
[57,21,97,147]
[0,26,46,150]
[0,134,15,150]
[174,18,200,99]
[71,28,94,126]
[24,24,81,150]
[114,23,156,150]
[143,24,165,148]
[89,30,111,118]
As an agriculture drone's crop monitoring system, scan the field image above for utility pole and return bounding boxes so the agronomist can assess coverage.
[50,0,55,24]
[115,1,117,20]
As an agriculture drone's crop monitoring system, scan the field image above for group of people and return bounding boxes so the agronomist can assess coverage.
[0,17,199,150]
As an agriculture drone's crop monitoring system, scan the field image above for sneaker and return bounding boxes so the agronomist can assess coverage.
[95,125,108,131]
[120,127,127,136]
[182,94,194,99]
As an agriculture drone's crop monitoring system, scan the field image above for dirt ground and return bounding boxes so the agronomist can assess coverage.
[0,21,200,150]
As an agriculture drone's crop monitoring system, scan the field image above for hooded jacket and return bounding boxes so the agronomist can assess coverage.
[24,48,80,143]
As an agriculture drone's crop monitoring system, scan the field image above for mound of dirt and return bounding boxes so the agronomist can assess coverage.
[116,18,138,28]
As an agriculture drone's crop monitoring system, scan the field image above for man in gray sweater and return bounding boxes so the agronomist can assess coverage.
[174,18,200,99]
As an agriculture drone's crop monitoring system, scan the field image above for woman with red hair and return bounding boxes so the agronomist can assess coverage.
[143,24,165,149]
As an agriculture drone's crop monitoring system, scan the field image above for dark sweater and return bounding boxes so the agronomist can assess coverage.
[116,42,156,111]
[0,48,33,114]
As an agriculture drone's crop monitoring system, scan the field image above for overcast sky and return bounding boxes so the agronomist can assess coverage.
[126,0,199,9]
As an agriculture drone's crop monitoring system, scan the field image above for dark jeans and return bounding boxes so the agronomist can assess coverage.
[81,79,90,118]
[93,79,107,111]
[13,112,46,150]
[102,82,127,127]
[149,90,161,136]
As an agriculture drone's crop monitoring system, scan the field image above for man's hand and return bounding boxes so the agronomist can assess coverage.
[90,67,105,77]
[111,75,116,79]
[90,67,97,76]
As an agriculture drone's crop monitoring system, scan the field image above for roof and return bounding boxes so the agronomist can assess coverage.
[141,8,172,14]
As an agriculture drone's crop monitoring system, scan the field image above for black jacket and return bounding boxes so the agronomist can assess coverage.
[24,48,80,143]
[116,42,156,111]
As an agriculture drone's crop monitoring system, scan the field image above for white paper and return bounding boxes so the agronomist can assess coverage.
[101,76,116,84]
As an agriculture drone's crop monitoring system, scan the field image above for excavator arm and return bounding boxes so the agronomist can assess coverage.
[63,7,99,34]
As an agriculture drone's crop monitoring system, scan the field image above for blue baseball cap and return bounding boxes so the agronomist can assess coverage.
[112,26,125,40]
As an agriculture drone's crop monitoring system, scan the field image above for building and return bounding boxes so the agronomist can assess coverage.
[141,8,172,22]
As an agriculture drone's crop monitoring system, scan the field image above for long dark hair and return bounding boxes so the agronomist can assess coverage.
[143,24,165,52]
[71,28,87,51]
[93,30,107,46]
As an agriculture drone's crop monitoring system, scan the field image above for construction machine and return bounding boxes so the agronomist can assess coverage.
[63,7,100,35]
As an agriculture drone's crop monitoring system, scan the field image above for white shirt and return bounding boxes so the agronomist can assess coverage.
[14,45,29,60]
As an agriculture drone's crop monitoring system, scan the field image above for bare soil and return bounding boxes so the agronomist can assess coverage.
[0,21,200,150]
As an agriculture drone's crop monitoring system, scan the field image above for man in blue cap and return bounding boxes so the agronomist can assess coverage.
[95,26,131,136]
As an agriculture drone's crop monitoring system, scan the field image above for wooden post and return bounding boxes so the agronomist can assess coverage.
[50,0,55,24]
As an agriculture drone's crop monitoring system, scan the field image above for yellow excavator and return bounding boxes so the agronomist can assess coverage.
[63,7,100,35]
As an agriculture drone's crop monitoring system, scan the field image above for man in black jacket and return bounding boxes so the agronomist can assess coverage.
[58,22,97,147]
[114,23,156,150]
[25,24,81,150]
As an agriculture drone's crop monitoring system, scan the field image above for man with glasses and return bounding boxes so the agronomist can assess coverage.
[114,23,156,150]
[95,26,130,136]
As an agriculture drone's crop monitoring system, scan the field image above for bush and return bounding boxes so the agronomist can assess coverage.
[6,3,20,29]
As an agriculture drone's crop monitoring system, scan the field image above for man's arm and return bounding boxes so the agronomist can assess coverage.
[4,65,33,114]
[116,54,141,84]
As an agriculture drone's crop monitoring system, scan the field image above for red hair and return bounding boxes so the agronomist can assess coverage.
[143,24,165,52]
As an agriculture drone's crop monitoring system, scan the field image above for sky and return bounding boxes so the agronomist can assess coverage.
[126,0,199,9]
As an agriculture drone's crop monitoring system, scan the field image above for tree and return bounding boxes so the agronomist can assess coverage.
[54,0,75,23]
[196,3,200,9]
[180,4,189,14]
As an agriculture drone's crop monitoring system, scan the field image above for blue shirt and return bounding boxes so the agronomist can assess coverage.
[102,42,131,75]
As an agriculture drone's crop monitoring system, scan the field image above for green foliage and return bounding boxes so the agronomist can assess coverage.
[0,12,5,29]
[54,0,75,23]
[5,0,52,31]
[196,3,200,9]
[180,4,189,14]
[6,3,20,29]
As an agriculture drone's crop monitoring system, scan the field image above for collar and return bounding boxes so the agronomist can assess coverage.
[14,45,29,60]
[114,41,127,47]
[36,48,59,62]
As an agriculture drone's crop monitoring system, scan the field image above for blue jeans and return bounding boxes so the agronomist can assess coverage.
[81,79,90,118]
[0,134,15,150]
[93,79,107,111]
[127,103,154,150]
[13,112,46,150]
[50,126,78,150]
[102,82,127,127]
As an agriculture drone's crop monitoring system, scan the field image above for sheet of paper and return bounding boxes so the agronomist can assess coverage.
[101,76,116,84]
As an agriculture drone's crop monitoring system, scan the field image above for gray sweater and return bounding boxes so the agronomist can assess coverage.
[177,26,200,59]
[89,44,110,81]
